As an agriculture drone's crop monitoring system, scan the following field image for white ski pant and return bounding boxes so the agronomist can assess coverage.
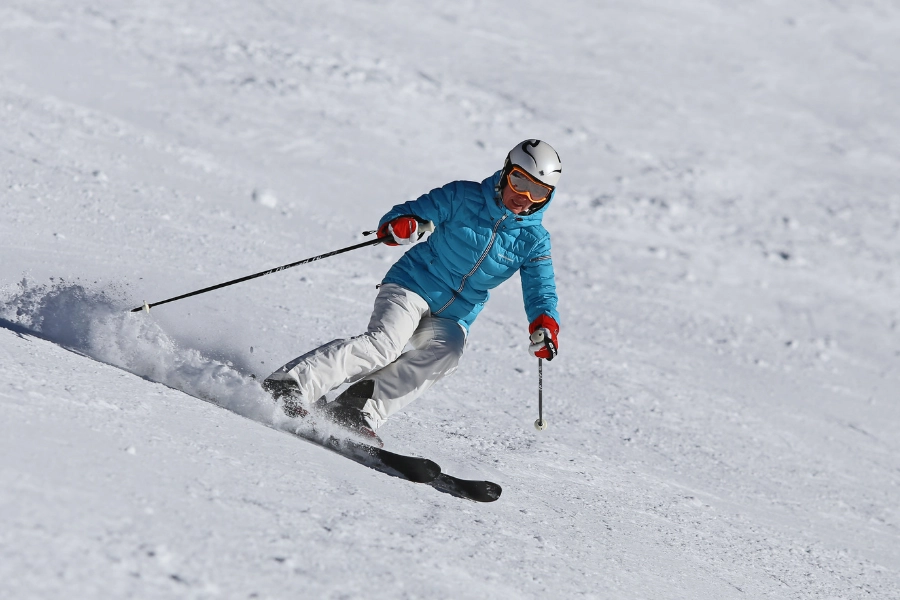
[266,283,466,429]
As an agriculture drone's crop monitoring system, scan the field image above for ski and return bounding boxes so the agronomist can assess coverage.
[193,386,439,484]
[285,425,501,500]
[283,412,501,500]
[284,427,440,484]
[294,428,502,501]
[276,400,500,498]
[430,473,502,503]
[262,386,503,496]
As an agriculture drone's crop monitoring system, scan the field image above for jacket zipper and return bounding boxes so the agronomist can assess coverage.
[434,214,508,315]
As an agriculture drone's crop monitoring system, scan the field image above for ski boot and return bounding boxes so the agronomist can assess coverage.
[323,380,383,447]
[262,378,308,419]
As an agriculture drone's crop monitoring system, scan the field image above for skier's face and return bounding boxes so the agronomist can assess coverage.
[501,166,552,215]
[502,182,538,214]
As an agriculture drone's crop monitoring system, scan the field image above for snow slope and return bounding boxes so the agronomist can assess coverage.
[2,1,899,598]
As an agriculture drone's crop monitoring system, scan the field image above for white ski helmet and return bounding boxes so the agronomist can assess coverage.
[504,139,562,188]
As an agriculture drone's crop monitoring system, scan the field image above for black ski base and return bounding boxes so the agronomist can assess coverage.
[429,473,503,502]
[292,429,501,500]
[295,429,440,484]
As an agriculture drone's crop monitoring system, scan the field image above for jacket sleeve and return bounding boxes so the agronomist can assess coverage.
[378,182,457,228]
[519,233,560,326]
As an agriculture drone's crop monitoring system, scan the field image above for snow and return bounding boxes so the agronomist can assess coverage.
[2,1,899,598]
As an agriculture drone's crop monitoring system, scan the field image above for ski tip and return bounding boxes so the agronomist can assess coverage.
[462,480,502,502]
[430,474,502,502]
[482,481,503,502]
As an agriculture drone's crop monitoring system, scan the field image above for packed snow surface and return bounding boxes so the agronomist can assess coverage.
[2,1,899,598]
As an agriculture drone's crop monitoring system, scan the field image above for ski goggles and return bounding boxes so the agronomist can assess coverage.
[506,166,554,203]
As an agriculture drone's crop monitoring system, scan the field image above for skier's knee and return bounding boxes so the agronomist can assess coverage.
[359,330,405,364]
[431,336,465,372]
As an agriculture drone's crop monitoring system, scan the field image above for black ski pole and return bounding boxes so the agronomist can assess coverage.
[535,357,547,430]
[131,236,384,313]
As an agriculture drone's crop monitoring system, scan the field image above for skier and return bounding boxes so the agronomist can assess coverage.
[263,139,561,440]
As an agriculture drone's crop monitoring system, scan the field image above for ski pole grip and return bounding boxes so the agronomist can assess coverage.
[415,219,434,240]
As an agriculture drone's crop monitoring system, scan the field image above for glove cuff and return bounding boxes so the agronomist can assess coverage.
[529,315,559,336]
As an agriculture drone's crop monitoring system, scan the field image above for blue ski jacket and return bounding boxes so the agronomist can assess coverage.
[379,170,560,331]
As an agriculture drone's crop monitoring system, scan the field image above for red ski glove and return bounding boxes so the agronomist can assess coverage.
[529,315,559,361]
[377,216,419,246]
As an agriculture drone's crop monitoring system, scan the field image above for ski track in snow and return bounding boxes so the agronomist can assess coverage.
[0,280,365,445]
[2,0,900,598]
[0,279,275,421]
